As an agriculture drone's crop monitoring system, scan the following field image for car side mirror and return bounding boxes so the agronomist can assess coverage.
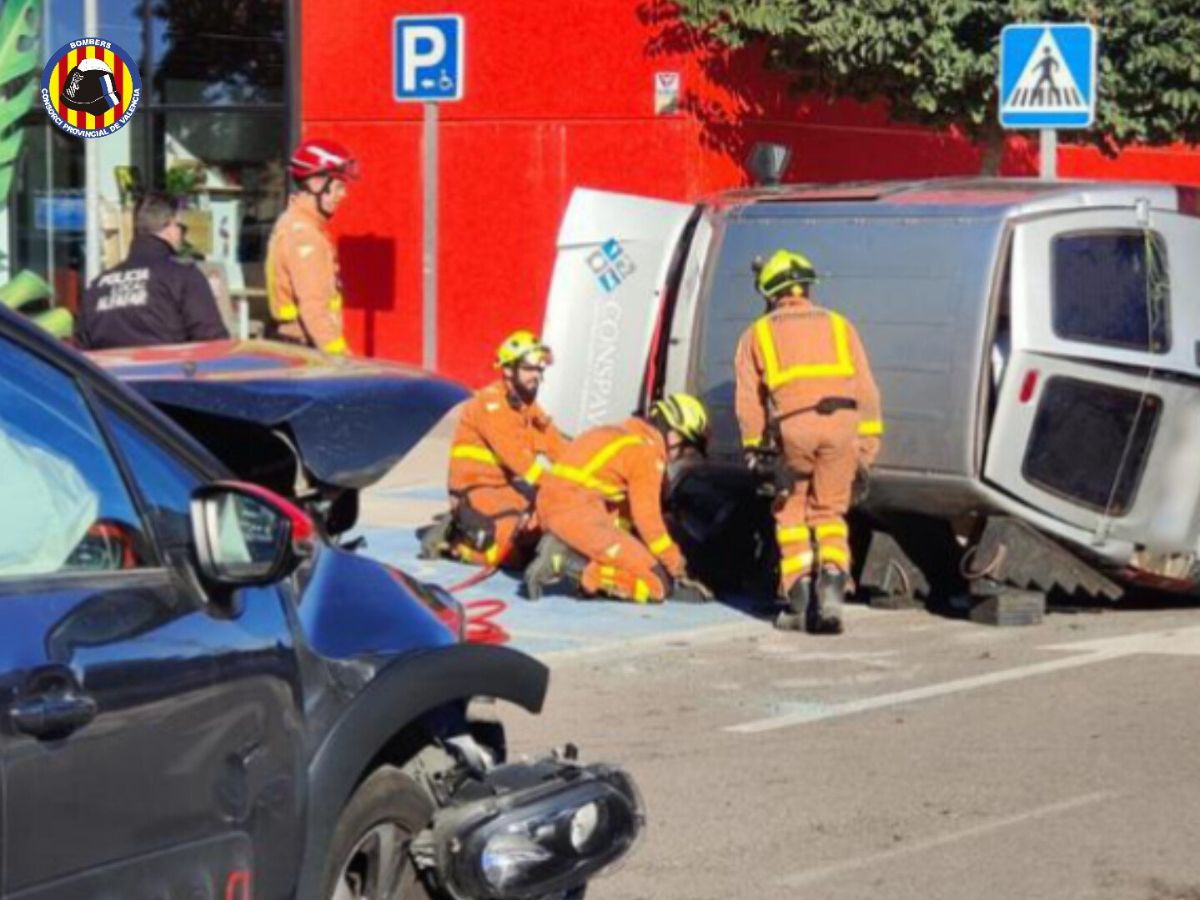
[189,481,316,586]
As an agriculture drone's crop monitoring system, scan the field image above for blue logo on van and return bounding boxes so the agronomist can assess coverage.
[587,239,636,294]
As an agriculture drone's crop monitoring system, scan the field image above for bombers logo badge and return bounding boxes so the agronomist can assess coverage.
[41,39,142,138]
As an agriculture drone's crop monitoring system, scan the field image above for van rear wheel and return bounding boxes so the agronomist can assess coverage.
[323,766,434,900]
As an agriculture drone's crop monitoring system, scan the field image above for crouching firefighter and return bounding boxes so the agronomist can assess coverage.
[525,394,714,604]
[420,330,569,567]
[735,249,883,634]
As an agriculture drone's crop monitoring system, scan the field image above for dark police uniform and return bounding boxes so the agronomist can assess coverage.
[76,235,229,350]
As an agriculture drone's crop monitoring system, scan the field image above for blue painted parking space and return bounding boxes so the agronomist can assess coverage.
[352,523,767,658]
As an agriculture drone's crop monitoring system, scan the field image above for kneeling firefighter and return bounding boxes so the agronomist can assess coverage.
[526,394,714,604]
[735,249,883,633]
[421,330,569,566]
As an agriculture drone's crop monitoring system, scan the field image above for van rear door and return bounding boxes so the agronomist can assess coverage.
[539,188,694,435]
[985,206,1200,550]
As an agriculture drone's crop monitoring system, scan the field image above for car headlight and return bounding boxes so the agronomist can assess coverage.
[426,762,644,900]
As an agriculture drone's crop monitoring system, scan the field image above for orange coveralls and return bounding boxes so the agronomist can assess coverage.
[448,381,568,566]
[536,418,685,603]
[265,195,347,355]
[734,295,883,593]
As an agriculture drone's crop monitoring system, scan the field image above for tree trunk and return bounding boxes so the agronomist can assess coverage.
[977,122,1006,175]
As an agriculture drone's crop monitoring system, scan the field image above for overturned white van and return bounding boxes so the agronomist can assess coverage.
[539,179,1200,601]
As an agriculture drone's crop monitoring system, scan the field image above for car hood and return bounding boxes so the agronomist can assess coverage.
[91,340,468,490]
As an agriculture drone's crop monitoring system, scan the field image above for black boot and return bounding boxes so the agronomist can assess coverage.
[774,578,810,632]
[523,534,586,601]
[417,513,454,560]
[811,567,846,635]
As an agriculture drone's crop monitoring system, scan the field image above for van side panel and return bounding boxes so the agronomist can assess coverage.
[693,210,1006,482]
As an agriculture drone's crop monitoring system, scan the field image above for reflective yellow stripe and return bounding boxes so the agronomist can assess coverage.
[780,552,815,575]
[858,419,884,436]
[776,525,811,544]
[743,435,763,448]
[276,303,299,322]
[551,435,644,499]
[600,565,617,579]
[329,293,344,313]
[451,444,501,465]
[324,336,348,354]
[524,460,545,484]
[485,544,500,565]
[633,579,651,603]
[814,523,849,540]
[649,534,674,556]
[819,545,850,566]
[756,312,855,390]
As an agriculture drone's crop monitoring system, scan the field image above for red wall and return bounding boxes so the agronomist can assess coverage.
[302,1,1200,385]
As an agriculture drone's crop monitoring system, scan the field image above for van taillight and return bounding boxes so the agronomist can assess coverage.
[1019,370,1040,404]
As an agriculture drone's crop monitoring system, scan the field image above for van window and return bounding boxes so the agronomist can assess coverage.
[1022,376,1159,516]
[1051,230,1169,352]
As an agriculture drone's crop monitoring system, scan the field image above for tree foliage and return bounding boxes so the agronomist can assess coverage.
[678,0,1200,164]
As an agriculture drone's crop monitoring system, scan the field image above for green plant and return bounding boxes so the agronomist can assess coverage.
[678,0,1200,173]
[164,160,207,202]
[0,0,42,198]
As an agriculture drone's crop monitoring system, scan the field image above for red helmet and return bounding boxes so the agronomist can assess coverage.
[289,138,360,183]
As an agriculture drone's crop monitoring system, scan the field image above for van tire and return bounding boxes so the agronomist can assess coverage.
[320,765,435,900]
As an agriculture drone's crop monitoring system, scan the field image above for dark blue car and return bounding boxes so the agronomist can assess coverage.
[0,308,642,900]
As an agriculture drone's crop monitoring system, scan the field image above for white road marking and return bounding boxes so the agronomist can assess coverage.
[778,791,1115,888]
[728,625,1200,734]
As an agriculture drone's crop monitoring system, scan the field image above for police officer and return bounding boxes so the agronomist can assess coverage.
[266,138,358,355]
[734,249,883,634]
[76,194,228,350]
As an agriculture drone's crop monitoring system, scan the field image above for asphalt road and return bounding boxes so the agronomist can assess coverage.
[505,601,1200,900]
[369,428,1200,899]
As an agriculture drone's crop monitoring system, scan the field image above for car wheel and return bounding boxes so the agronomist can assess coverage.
[322,765,435,900]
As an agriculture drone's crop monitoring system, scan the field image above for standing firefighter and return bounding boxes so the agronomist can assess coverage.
[526,394,714,604]
[735,249,883,634]
[266,138,359,355]
[422,330,568,567]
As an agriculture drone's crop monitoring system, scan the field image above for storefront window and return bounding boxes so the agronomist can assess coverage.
[151,0,286,105]
[3,0,290,325]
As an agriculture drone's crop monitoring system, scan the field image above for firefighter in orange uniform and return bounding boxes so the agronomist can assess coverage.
[525,394,713,604]
[421,330,568,567]
[735,249,883,634]
[266,138,358,355]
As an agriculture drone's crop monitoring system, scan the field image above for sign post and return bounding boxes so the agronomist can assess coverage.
[394,14,465,372]
[999,23,1098,180]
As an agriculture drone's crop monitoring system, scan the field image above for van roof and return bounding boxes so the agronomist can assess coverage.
[713,177,1190,219]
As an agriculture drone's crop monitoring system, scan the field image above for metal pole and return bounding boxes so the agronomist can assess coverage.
[1039,128,1057,180]
[422,101,438,371]
[84,0,101,283]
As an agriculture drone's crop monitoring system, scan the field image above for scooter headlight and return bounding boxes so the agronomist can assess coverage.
[429,763,643,900]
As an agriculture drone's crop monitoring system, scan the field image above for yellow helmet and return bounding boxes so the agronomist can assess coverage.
[495,329,552,368]
[651,392,709,446]
[755,249,818,300]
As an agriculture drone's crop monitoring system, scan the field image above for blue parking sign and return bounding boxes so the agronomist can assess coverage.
[1000,23,1097,128]
[394,15,465,102]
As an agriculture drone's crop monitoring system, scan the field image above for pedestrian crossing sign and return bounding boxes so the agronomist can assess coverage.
[999,23,1097,129]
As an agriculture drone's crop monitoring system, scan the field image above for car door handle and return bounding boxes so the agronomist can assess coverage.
[9,692,99,738]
